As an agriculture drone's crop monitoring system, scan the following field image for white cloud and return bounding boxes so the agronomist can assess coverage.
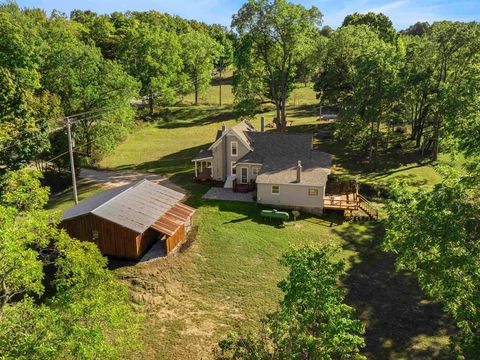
[367,0,409,13]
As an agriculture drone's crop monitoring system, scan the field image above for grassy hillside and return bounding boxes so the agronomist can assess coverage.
[48,82,456,359]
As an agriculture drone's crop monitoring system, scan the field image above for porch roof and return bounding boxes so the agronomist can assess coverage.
[192,149,213,161]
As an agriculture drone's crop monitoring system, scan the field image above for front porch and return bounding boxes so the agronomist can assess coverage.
[193,158,213,182]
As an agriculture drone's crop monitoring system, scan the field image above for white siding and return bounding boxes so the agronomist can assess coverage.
[257,183,325,209]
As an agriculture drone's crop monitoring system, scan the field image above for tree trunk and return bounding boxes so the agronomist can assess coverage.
[432,113,441,161]
[280,101,287,131]
[368,121,374,168]
[373,117,381,169]
[194,81,198,105]
[274,104,281,129]
[219,70,222,106]
[149,90,154,115]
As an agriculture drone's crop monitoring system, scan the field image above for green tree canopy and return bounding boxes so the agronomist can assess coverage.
[315,25,404,167]
[180,30,222,105]
[119,21,182,113]
[42,18,139,162]
[385,173,480,357]
[0,4,61,171]
[342,12,397,43]
[232,0,322,129]
[402,21,480,160]
[0,169,140,358]
[215,245,365,359]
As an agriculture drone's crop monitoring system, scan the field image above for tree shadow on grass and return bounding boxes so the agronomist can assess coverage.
[287,103,318,118]
[157,106,236,129]
[334,222,455,359]
[214,200,345,229]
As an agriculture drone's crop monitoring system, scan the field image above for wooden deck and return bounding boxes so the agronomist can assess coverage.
[323,193,359,210]
[324,192,379,220]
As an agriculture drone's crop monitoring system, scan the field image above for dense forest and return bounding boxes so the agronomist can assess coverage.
[0,0,479,358]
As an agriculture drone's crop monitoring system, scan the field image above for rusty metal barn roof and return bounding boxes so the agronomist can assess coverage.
[151,203,196,236]
[62,179,193,234]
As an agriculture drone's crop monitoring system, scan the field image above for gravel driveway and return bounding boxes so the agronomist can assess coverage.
[79,168,187,194]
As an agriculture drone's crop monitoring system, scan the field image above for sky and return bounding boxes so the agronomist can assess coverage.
[15,0,480,30]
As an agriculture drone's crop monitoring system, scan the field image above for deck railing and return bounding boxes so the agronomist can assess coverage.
[358,194,379,220]
[323,196,358,210]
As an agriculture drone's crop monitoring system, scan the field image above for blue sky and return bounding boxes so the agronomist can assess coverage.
[15,0,480,29]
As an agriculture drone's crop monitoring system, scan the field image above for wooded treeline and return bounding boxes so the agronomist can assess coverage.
[231,3,480,167]
[3,0,479,177]
[0,2,234,184]
[1,0,480,359]
[0,3,235,358]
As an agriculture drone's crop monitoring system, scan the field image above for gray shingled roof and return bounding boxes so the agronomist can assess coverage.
[256,151,332,186]
[192,149,213,161]
[236,132,313,164]
[62,180,185,234]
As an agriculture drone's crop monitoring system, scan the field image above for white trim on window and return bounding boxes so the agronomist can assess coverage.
[240,167,248,184]
[231,141,238,156]
[308,188,319,196]
[271,185,280,195]
[231,161,236,175]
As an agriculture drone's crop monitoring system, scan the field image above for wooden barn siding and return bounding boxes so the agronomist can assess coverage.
[91,216,139,259]
[61,214,94,243]
[166,224,185,254]
[61,215,140,260]
[61,214,191,260]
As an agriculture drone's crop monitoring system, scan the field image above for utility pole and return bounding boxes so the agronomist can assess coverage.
[66,117,78,205]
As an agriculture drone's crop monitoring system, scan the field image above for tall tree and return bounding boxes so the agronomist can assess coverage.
[315,25,403,168]
[232,0,322,130]
[0,4,60,171]
[0,170,140,358]
[180,30,221,105]
[342,12,397,43]
[402,21,480,160]
[70,10,119,59]
[385,173,480,357]
[215,245,365,359]
[208,24,234,105]
[119,21,181,113]
[42,18,139,162]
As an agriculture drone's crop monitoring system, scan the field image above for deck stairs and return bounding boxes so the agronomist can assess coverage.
[357,194,379,220]
[224,175,235,189]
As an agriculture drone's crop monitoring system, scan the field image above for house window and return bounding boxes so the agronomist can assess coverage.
[231,162,236,175]
[231,141,238,156]
[308,188,319,196]
[92,230,99,242]
[271,185,280,194]
[241,167,248,184]
[252,166,260,177]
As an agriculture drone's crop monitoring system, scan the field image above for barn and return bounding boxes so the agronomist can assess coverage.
[60,179,195,260]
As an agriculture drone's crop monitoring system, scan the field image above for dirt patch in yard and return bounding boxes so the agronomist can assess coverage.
[115,244,237,360]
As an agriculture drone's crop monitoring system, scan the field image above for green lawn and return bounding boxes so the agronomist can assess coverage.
[48,82,456,359]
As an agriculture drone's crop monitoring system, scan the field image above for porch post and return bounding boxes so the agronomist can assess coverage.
[194,161,198,177]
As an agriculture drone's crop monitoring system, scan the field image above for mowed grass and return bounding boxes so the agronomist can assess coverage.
[125,202,355,359]
[49,82,455,359]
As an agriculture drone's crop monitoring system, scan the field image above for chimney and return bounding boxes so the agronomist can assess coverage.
[296,160,302,183]
[221,123,226,132]
[260,116,265,132]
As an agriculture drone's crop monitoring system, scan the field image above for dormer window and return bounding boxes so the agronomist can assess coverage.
[231,141,238,156]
